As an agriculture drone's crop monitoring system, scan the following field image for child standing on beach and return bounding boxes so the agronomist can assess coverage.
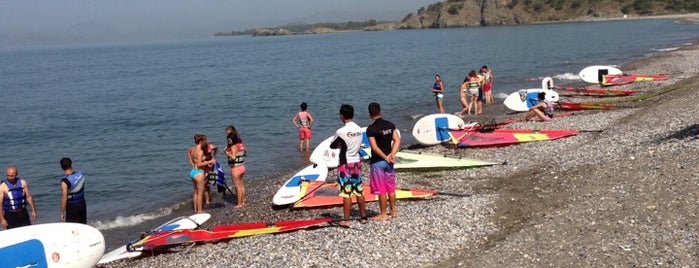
[366,102,400,221]
[330,104,367,227]
[292,102,314,152]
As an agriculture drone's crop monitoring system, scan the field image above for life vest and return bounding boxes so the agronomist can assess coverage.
[468,76,480,89]
[298,111,310,127]
[2,178,26,211]
[202,144,215,172]
[433,81,441,90]
[63,172,85,204]
[227,138,246,166]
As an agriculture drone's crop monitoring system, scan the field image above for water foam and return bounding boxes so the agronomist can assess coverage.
[652,47,680,52]
[91,205,180,231]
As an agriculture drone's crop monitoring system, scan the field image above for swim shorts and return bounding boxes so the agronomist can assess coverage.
[483,83,492,92]
[468,88,478,96]
[369,160,396,195]
[299,127,312,140]
[435,93,444,100]
[337,162,363,198]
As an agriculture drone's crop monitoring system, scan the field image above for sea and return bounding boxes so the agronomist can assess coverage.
[1,19,698,247]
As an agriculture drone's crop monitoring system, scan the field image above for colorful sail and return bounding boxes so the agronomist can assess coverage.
[557,101,616,111]
[601,74,669,86]
[127,218,333,251]
[451,129,579,148]
[554,86,635,96]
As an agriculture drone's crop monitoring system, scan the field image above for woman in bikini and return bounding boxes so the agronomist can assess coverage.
[187,134,214,213]
[225,125,247,208]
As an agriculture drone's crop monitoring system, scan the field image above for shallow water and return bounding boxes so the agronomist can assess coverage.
[0,19,697,234]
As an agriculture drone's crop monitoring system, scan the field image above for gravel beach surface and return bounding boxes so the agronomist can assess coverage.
[100,30,699,268]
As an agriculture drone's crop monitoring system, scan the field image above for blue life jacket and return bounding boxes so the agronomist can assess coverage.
[3,178,26,211]
[62,171,85,204]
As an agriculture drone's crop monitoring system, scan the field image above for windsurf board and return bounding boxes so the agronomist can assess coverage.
[503,89,559,112]
[411,113,465,145]
[578,65,623,84]
[272,163,329,206]
[309,135,340,168]
[97,213,211,264]
[0,222,105,268]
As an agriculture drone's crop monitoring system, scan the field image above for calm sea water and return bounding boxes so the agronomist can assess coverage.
[1,19,698,231]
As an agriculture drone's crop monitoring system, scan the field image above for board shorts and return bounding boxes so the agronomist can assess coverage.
[435,93,444,100]
[369,160,396,195]
[5,208,31,229]
[337,162,363,198]
[483,83,492,92]
[66,199,87,224]
[189,169,204,180]
[298,127,312,140]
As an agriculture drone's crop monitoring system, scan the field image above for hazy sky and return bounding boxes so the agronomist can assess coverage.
[0,0,436,45]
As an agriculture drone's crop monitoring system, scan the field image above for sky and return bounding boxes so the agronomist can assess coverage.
[0,0,436,46]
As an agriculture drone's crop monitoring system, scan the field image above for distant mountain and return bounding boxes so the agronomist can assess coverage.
[292,8,415,24]
[387,0,699,29]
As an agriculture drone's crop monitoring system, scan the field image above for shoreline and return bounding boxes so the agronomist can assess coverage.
[100,42,699,268]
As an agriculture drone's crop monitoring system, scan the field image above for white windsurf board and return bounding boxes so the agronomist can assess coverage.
[411,114,465,145]
[309,135,340,168]
[272,163,329,206]
[578,65,623,84]
[503,89,559,112]
[0,222,105,268]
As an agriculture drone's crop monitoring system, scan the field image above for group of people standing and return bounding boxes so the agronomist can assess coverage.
[0,157,87,229]
[329,102,401,226]
[187,126,248,213]
[432,66,494,117]
[189,101,400,226]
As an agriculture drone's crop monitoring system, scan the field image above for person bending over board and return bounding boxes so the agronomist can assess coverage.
[330,104,367,227]
[187,134,215,213]
[59,157,87,224]
[1,166,37,229]
[225,125,247,208]
[366,102,401,221]
[432,74,446,114]
[292,102,314,152]
[521,92,554,122]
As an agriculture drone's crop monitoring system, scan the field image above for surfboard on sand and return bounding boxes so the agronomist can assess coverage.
[97,213,211,264]
[272,163,329,206]
[503,89,559,112]
[578,65,623,84]
[309,135,340,168]
[293,181,436,208]
[411,113,465,145]
[0,222,105,268]
[310,127,370,169]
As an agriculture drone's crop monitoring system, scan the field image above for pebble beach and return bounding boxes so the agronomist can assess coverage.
[101,18,699,268]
